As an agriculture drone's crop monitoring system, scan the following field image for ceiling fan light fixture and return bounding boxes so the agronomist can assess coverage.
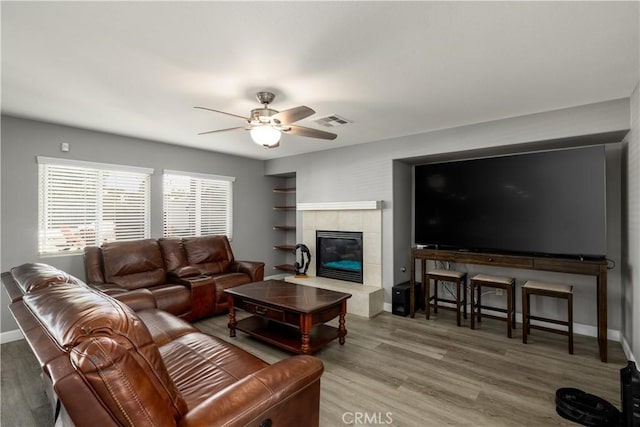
[195,91,337,144]
[250,125,281,148]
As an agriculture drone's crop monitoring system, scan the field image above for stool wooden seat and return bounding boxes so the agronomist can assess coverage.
[470,274,516,338]
[522,280,574,354]
[425,269,467,326]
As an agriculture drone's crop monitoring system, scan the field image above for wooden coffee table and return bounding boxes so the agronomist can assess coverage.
[225,280,352,354]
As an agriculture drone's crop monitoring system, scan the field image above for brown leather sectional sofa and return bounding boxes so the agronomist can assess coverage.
[84,235,264,321]
[2,263,323,426]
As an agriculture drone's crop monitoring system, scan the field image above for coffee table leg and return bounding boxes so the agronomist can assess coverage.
[228,297,236,338]
[339,301,347,345]
[300,315,312,354]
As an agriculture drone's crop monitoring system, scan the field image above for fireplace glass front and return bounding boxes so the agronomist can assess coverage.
[316,230,363,283]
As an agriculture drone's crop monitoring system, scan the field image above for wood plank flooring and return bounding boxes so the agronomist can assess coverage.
[1,309,628,426]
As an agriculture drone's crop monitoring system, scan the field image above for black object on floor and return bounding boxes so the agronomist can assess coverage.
[620,361,640,427]
[556,387,620,426]
[391,282,423,316]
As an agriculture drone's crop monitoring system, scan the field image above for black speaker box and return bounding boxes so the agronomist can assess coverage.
[392,282,423,316]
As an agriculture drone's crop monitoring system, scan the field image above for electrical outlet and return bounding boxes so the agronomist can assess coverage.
[496,289,504,296]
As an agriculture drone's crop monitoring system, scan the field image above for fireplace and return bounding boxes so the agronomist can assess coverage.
[316,230,363,284]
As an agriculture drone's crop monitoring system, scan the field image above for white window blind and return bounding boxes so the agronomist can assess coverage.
[163,171,234,239]
[38,157,152,255]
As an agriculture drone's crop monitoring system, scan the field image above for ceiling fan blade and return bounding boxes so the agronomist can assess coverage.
[283,125,337,140]
[272,106,315,124]
[197,126,247,136]
[194,106,249,121]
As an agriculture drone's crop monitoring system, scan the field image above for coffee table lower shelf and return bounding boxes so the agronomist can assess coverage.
[234,316,340,354]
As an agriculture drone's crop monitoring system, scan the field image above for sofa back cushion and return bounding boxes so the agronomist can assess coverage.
[183,235,234,275]
[158,238,188,272]
[23,283,188,423]
[102,239,167,290]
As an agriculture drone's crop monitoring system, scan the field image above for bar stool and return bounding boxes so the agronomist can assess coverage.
[522,280,574,354]
[425,269,467,326]
[470,274,516,338]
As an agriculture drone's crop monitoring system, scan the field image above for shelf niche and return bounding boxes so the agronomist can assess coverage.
[271,178,297,274]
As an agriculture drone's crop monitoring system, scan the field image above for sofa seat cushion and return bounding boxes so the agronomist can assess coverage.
[149,284,191,316]
[159,332,268,409]
[138,309,198,346]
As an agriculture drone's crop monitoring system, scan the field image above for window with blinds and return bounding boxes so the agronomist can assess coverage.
[163,171,234,239]
[38,157,152,255]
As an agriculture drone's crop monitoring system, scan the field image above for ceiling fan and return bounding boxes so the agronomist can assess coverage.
[195,91,337,148]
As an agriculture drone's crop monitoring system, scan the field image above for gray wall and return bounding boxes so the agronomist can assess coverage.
[265,98,631,335]
[622,81,639,360]
[392,160,412,285]
[1,115,278,333]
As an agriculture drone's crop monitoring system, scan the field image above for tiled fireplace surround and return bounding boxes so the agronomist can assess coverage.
[285,201,384,318]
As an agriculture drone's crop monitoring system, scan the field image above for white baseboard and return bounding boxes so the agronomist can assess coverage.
[382,302,622,342]
[621,336,637,362]
[1,329,24,344]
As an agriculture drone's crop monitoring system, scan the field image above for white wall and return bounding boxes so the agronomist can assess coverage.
[265,99,630,332]
[0,115,279,333]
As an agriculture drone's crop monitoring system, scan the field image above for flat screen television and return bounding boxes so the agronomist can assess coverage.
[414,145,607,259]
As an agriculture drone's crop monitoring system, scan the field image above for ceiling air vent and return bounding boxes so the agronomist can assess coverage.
[312,114,352,128]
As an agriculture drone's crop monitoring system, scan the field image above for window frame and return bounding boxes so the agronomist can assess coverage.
[37,156,153,256]
[162,169,235,240]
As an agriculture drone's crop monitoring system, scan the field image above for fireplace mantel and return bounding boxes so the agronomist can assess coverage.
[297,201,382,211]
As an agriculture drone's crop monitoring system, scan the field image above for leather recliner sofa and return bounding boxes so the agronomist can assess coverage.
[2,263,323,427]
[84,235,264,321]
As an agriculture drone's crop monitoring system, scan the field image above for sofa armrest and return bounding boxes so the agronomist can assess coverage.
[112,288,157,311]
[179,355,323,427]
[230,261,265,282]
[2,271,25,302]
[167,266,201,280]
[170,275,216,321]
[88,282,128,296]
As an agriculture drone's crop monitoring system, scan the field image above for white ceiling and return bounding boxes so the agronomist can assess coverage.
[2,1,639,160]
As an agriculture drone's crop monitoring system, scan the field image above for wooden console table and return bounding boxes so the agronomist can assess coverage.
[409,248,609,362]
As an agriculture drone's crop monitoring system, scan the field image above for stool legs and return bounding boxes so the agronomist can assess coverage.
[470,282,477,330]
[463,282,468,320]
[511,285,517,329]
[426,275,466,326]
[522,285,573,354]
[568,293,574,354]
[522,288,529,344]
[477,285,482,323]
[456,280,461,326]
[506,286,512,338]
[471,279,514,338]
[433,280,439,314]
[425,279,431,320]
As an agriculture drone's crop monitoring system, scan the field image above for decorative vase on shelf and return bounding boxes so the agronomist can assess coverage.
[294,244,311,278]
